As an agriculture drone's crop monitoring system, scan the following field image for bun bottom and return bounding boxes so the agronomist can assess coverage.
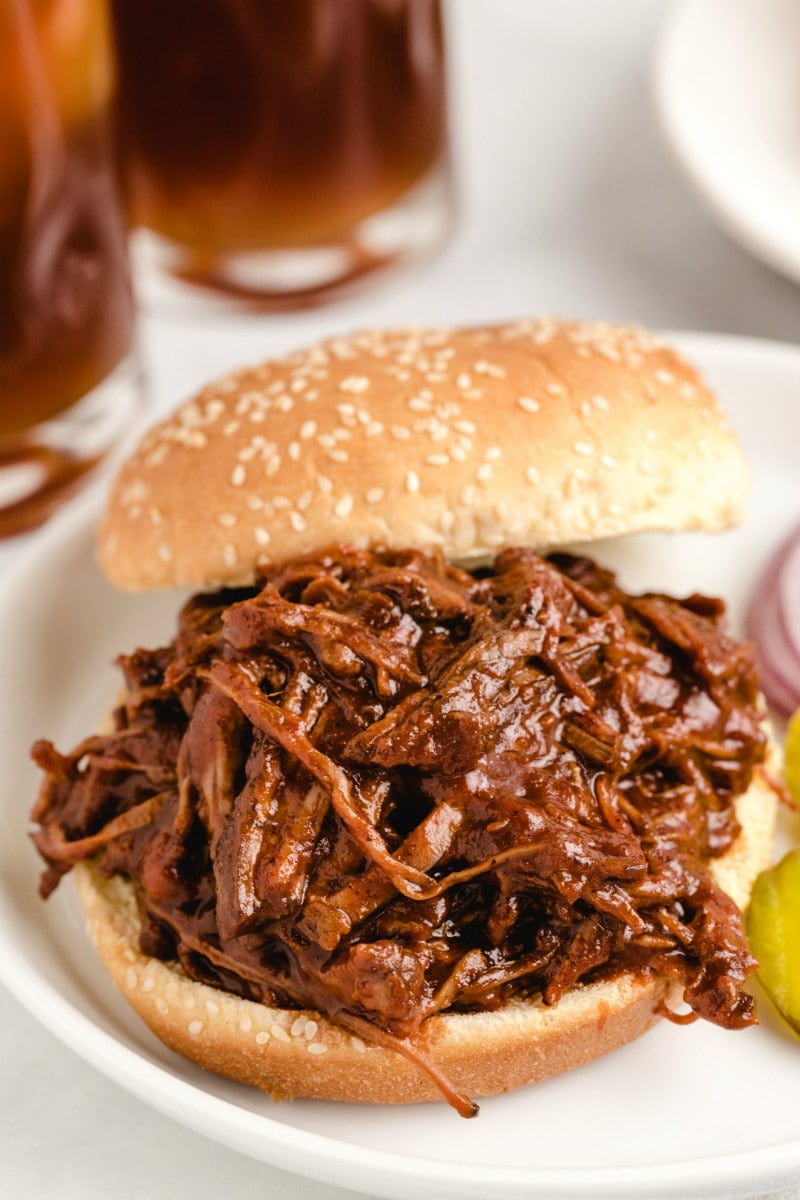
[74,762,778,1106]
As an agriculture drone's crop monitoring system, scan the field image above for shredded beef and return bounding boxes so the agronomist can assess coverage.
[31,546,768,1117]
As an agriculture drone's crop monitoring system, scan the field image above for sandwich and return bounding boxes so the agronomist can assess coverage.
[31,318,779,1117]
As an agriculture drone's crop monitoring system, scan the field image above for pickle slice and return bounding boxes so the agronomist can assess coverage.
[784,709,800,805]
[747,849,800,1035]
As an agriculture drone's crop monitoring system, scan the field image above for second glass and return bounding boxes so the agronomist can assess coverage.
[109,0,453,308]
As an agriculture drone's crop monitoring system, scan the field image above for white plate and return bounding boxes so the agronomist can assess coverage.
[654,0,800,285]
[1,332,799,1200]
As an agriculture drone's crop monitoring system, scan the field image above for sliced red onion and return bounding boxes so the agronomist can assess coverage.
[747,522,800,716]
[777,526,800,664]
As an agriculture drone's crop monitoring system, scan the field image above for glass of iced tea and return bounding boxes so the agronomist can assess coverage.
[109,0,452,307]
[0,0,142,537]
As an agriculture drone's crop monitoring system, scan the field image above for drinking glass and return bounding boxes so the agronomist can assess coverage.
[0,0,142,537]
[109,0,453,308]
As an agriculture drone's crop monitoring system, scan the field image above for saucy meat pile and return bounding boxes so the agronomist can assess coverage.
[32,546,766,1113]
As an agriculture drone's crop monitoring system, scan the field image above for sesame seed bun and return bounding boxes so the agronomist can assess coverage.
[97,319,749,591]
[73,760,778,1106]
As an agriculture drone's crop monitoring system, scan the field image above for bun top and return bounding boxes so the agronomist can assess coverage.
[98,318,749,591]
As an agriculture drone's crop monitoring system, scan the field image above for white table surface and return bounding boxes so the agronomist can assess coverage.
[3,2,800,1197]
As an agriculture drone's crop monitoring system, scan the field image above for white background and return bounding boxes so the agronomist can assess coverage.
[2,2,800,1197]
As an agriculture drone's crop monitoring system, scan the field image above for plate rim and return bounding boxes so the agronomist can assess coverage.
[653,0,800,286]
[2,328,800,1200]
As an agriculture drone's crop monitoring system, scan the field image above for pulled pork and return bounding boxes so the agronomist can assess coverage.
[32,547,767,1116]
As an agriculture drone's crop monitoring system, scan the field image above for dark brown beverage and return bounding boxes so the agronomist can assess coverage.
[109,0,450,301]
[0,0,139,534]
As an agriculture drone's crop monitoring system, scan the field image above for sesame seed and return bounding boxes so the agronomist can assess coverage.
[303,1020,318,1039]
[474,359,506,379]
[351,1037,366,1053]
[290,512,308,532]
[223,544,237,567]
[600,454,618,470]
[484,446,502,461]
[454,419,476,434]
[639,459,655,476]
[145,445,168,468]
[142,976,155,993]
[188,1020,203,1037]
[288,441,301,461]
[273,496,290,510]
[592,393,609,410]
[461,484,476,505]
[126,968,137,989]
[545,382,566,396]
[239,1016,253,1032]
[406,471,420,493]
[255,1031,270,1045]
[271,1024,290,1043]
[300,420,317,439]
[317,474,333,493]
[223,420,240,437]
[297,490,312,511]
[158,544,172,563]
[307,1042,328,1055]
[291,1017,308,1037]
[247,494,264,510]
[339,375,370,394]
[334,495,353,518]
[456,373,472,390]
[205,999,219,1015]
[525,465,540,486]
[266,454,281,476]
[426,453,449,466]
[366,487,384,504]
[391,425,411,440]
[573,442,594,456]
[155,998,169,1016]
[254,527,270,546]
[476,463,492,482]
[365,421,384,437]
[408,396,431,412]
[517,396,540,414]
[655,369,675,385]
[328,448,349,463]
[275,395,294,412]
